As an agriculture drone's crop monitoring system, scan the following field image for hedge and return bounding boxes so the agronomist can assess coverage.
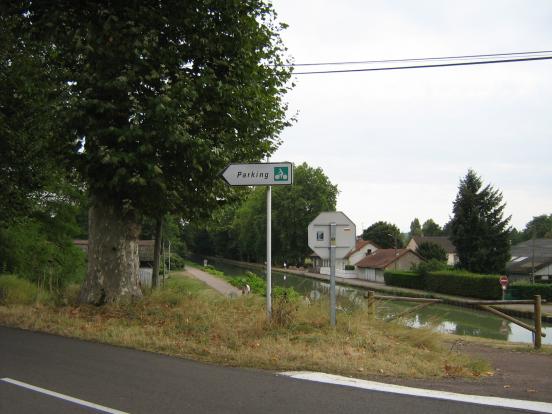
[425,270,502,300]
[384,271,424,290]
[509,282,552,301]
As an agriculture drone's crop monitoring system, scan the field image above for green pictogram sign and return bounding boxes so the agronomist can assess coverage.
[274,166,289,181]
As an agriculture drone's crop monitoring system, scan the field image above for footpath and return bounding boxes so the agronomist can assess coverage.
[179,267,242,297]
[207,257,552,322]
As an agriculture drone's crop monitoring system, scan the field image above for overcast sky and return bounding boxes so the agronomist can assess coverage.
[270,0,552,233]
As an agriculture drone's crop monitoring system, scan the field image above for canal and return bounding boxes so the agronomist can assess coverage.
[200,258,552,345]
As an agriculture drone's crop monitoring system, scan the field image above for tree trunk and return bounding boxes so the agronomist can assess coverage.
[151,217,163,289]
[79,203,143,305]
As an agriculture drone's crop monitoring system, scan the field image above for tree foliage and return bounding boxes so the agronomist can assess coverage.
[0,9,73,225]
[362,221,404,249]
[523,214,552,239]
[450,170,511,274]
[422,219,443,236]
[416,241,447,262]
[409,218,422,237]
[188,163,338,264]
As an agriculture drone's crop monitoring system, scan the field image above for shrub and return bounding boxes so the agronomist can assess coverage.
[509,282,552,301]
[344,265,355,271]
[416,242,447,262]
[168,253,186,270]
[384,271,424,290]
[411,259,447,277]
[425,270,502,299]
[202,265,224,277]
[0,274,53,305]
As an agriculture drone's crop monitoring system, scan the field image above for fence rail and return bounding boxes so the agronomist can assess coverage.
[366,291,546,349]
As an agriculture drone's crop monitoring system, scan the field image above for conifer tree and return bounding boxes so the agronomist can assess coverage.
[450,170,511,273]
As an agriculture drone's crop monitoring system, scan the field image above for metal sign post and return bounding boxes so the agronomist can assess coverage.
[221,162,293,320]
[330,222,337,326]
[500,276,509,301]
[308,212,356,326]
[266,185,272,317]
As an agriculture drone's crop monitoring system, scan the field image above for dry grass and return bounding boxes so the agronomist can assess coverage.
[0,276,490,379]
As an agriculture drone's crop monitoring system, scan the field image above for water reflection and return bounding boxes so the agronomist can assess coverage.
[198,259,552,345]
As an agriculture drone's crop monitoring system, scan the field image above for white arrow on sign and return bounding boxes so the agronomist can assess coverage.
[221,162,293,186]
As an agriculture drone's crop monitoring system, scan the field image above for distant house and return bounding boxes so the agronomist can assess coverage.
[310,239,380,279]
[507,239,552,281]
[355,248,424,283]
[73,239,155,266]
[344,239,380,266]
[406,236,458,266]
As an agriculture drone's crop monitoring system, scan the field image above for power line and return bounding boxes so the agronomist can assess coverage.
[286,50,552,67]
[292,55,552,75]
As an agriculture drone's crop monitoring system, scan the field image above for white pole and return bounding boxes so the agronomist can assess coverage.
[267,185,272,319]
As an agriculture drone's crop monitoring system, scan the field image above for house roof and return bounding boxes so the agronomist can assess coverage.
[355,249,421,269]
[510,238,552,259]
[506,256,552,274]
[411,236,456,254]
[507,239,552,274]
[344,239,378,259]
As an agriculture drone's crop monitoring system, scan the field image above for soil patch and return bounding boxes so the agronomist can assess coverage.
[374,341,552,402]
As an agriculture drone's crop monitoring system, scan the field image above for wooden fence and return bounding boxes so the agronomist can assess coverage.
[366,291,546,349]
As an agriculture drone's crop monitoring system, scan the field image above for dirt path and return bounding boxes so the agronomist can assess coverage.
[177,267,242,297]
[378,342,552,403]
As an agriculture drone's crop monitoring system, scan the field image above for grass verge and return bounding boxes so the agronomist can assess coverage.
[0,274,492,379]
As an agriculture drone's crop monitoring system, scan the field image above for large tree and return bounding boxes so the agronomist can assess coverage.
[362,221,403,249]
[12,1,292,304]
[450,170,511,274]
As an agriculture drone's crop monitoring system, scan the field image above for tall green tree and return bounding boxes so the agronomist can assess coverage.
[450,170,511,273]
[362,221,403,249]
[422,219,443,236]
[11,1,292,303]
[409,218,422,237]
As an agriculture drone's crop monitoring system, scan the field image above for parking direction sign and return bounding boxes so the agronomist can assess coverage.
[221,162,293,186]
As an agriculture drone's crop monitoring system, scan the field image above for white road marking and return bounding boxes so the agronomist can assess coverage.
[280,371,552,413]
[1,377,129,414]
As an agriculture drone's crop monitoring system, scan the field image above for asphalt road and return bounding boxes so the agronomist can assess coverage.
[0,326,545,414]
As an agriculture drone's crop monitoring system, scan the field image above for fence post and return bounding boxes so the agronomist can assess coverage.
[367,291,376,319]
[534,295,542,350]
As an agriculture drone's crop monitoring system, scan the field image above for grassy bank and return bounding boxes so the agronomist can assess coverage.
[0,273,490,379]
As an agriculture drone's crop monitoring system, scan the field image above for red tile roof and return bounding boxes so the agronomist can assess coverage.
[355,249,421,269]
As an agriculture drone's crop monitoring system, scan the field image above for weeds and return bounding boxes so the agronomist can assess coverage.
[0,273,494,379]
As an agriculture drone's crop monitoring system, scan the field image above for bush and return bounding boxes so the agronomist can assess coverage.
[509,282,552,301]
[425,270,502,299]
[416,242,447,262]
[384,271,424,289]
[0,274,53,305]
[344,265,355,271]
[168,253,186,270]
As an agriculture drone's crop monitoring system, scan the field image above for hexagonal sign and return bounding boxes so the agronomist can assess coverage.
[308,212,356,259]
